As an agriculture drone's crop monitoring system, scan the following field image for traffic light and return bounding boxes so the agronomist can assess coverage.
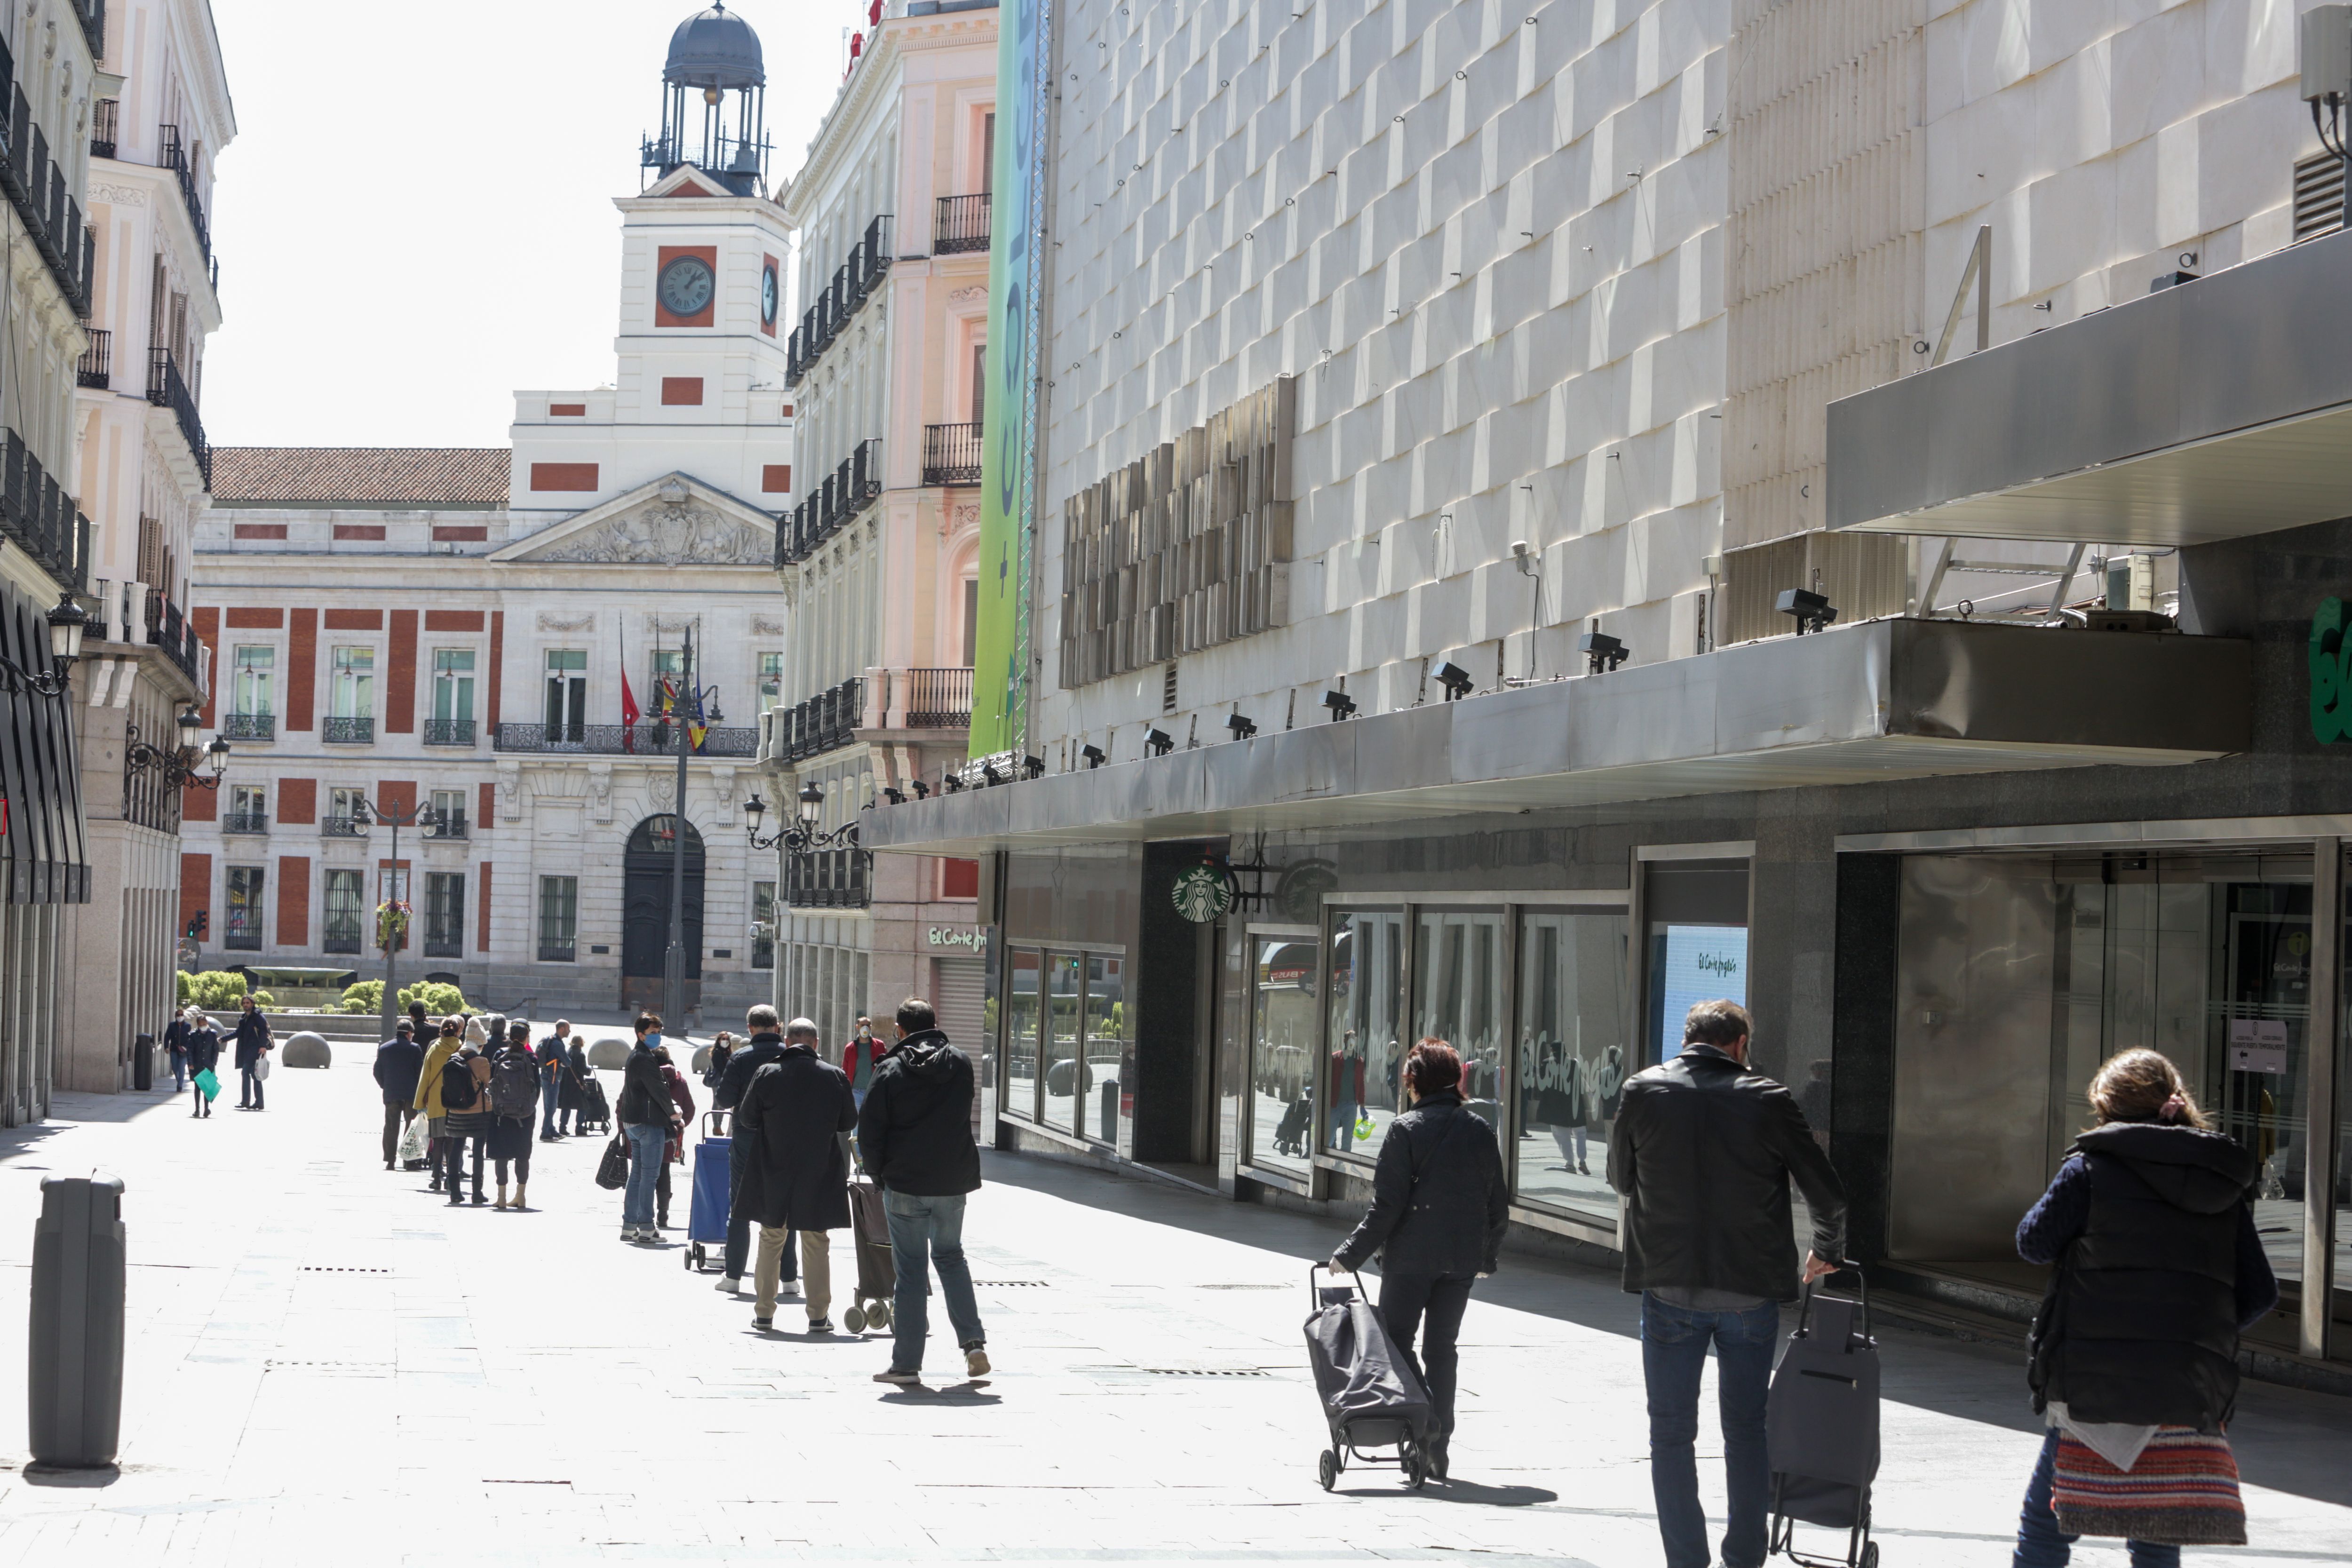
[185,911,208,940]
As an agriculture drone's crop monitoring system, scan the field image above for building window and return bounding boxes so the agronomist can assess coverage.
[962,578,979,667]
[650,645,684,703]
[758,652,784,713]
[430,649,476,743]
[330,646,374,717]
[544,649,586,741]
[1248,935,1319,1177]
[323,869,365,954]
[538,876,578,962]
[231,646,273,716]
[224,866,265,951]
[225,784,267,835]
[423,872,466,958]
[1325,908,1406,1162]
[752,881,776,969]
[430,788,466,836]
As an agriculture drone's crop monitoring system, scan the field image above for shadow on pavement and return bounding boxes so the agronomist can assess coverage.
[1424,1480,1559,1506]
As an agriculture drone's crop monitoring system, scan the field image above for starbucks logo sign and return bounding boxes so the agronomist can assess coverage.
[2314,598,2352,744]
[1171,864,1233,923]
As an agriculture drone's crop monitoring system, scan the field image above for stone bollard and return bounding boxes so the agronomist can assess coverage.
[587,1037,631,1070]
[28,1174,126,1471]
[280,1031,333,1069]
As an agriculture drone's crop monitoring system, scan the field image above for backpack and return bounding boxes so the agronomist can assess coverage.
[489,1049,538,1119]
[441,1053,479,1112]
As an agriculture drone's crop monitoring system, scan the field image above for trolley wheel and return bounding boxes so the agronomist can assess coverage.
[1860,1545,1878,1568]
[844,1305,867,1334]
[871,1301,891,1329]
[1401,1447,1428,1489]
[1318,1450,1337,1491]
[685,1243,703,1272]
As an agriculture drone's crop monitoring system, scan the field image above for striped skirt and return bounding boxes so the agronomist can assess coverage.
[2052,1427,2246,1545]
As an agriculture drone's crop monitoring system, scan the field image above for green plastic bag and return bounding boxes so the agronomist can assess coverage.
[1352,1114,1376,1141]
[193,1068,220,1103]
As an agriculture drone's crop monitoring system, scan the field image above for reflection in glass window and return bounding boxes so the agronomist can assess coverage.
[1043,953,1081,1133]
[1325,909,1406,1160]
[1083,954,1123,1143]
[1248,936,1319,1175]
[231,646,273,716]
[1516,909,1630,1221]
[1415,910,1507,1112]
[1004,949,1040,1120]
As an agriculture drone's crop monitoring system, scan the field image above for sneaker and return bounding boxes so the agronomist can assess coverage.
[872,1368,921,1385]
[807,1317,833,1334]
[751,1316,774,1331]
[714,1276,743,1293]
[620,1227,639,1242]
[965,1346,991,1379]
[778,1280,802,1299]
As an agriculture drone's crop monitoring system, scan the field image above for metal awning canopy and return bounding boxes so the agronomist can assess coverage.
[860,619,2250,857]
[1828,228,2352,547]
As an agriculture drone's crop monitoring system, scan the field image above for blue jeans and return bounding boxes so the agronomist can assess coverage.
[1641,1292,1779,1568]
[883,1190,985,1374]
[622,1123,666,1227]
[540,1076,560,1136]
[2015,1428,2180,1568]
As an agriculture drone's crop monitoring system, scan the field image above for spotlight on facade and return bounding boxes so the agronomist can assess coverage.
[1226,712,1257,740]
[1081,743,1107,768]
[1775,587,1837,635]
[912,779,930,799]
[1579,631,1629,674]
[981,763,1005,787]
[1144,728,1175,757]
[1436,661,1474,700]
[943,773,965,793]
[883,787,906,805]
[1023,755,1046,779]
[1322,690,1356,721]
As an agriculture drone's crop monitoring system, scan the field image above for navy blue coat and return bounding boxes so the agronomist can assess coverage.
[373,1036,425,1106]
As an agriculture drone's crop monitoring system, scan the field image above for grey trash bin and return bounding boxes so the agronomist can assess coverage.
[28,1173,126,1470]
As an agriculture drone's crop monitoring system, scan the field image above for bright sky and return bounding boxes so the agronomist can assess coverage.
[201,0,862,450]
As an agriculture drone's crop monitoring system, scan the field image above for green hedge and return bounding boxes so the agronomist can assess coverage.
[338,979,467,1017]
[174,971,277,1010]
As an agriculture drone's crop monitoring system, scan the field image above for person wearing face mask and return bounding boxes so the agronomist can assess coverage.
[616,1013,672,1243]
[840,1016,889,1111]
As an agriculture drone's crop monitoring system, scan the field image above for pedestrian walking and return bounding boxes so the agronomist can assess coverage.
[536,1019,572,1141]
[557,1031,592,1135]
[373,1019,425,1170]
[487,1020,540,1210]
[1607,999,1846,1568]
[184,1009,222,1118]
[840,1016,887,1110]
[162,1007,196,1092]
[1327,1038,1506,1482]
[702,1030,736,1089]
[2011,1049,2276,1565]
[408,998,429,1038]
[656,1045,696,1229]
[615,1013,671,1242]
[711,1006,794,1296]
[231,994,273,1110]
[441,1030,494,1207]
[856,997,990,1385]
[416,1018,464,1192]
[736,1016,857,1332]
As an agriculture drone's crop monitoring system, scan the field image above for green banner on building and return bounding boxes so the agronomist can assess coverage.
[970,0,1042,761]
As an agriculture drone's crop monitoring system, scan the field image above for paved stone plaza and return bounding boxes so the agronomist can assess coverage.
[0,1057,2347,1568]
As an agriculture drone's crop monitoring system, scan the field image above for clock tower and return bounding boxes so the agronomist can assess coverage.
[508,4,795,527]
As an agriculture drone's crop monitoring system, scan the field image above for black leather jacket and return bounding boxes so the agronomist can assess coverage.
[1334,1092,1508,1278]
[1606,1044,1846,1301]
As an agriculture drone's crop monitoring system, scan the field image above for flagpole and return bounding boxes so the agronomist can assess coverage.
[662,624,692,1028]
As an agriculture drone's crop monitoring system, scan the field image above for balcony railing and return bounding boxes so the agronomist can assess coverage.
[775,437,884,566]
[423,718,476,747]
[322,716,373,744]
[431,810,469,841]
[89,97,115,160]
[322,923,363,955]
[899,667,974,727]
[223,712,273,742]
[155,124,211,265]
[1,429,90,591]
[146,347,211,486]
[934,193,990,254]
[786,847,871,909]
[73,0,103,57]
[921,422,982,487]
[76,327,109,388]
[322,816,366,838]
[0,47,95,317]
[785,214,893,386]
[222,812,267,835]
[144,589,204,687]
[492,722,760,757]
[769,675,866,763]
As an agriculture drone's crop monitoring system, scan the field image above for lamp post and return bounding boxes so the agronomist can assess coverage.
[125,703,230,791]
[658,625,724,1029]
[354,793,447,1044]
[0,592,89,698]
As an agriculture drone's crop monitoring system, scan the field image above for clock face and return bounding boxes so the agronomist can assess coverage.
[658,255,715,318]
[760,263,779,325]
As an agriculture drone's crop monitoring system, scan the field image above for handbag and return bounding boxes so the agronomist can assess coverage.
[595,1132,630,1191]
[2052,1427,2246,1545]
[193,1067,220,1102]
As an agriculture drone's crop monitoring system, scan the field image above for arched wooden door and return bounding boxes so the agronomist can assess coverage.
[621,814,705,1013]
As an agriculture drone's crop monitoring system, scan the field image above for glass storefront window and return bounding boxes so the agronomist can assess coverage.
[1082,954,1124,1143]
[1005,948,1040,1120]
[1414,910,1507,1114]
[1643,860,1750,1066]
[1247,934,1319,1176]
[1516,908,1631,1221]
[1326,908,1406,1161]
[1043,953,1081,1133]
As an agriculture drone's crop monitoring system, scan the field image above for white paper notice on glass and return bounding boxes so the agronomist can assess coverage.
[1656,924,1748,1062]
[2227,1018,2289,1075]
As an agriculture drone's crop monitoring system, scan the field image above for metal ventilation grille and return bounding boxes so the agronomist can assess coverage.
[2296,151,2345,241]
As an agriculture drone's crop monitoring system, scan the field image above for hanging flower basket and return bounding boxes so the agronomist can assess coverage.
[375,899,412,951]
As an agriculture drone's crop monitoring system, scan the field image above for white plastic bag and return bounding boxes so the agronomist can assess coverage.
[397,1113,429,1165]
[254,1054,272,1081]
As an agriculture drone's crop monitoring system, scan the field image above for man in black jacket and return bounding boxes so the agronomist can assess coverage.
[373,1019,425,1170]
[231,995,273,1110]
[1608,1000,1845,1568]
[856,997,988,1385]
[711,1005,797,1296]
[734,1025,857,1332]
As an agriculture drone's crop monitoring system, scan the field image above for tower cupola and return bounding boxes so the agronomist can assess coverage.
[643,3,771,195]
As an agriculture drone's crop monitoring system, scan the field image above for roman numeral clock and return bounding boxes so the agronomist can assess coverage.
[658,253,716,318]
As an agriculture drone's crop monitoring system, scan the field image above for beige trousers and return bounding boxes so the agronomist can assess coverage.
[755,1226,830,1322]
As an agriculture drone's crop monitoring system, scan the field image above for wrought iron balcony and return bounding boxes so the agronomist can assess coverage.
[1,429,89,590]
[0,62,94,316]
[492,722,760,757]
[321,816,366,838]
[72,0,102,56]
[786,846,871,909]
[921,422,982,486]
[143,589,203,687]
[222,812,267,835]
[900,667,974,727]
[934,193,990,254]
[146,347,211,487]
[155,123,211,265]
[322,924,363,955]
[223,712,273,742]
[322,716,373,744]
[785,214,893,386]
[776,438,883,565]
[76,327,109,388]
[769,675,866,763]
[431,811,469,840]
[89,97,115,160]
[423,718,476,747]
